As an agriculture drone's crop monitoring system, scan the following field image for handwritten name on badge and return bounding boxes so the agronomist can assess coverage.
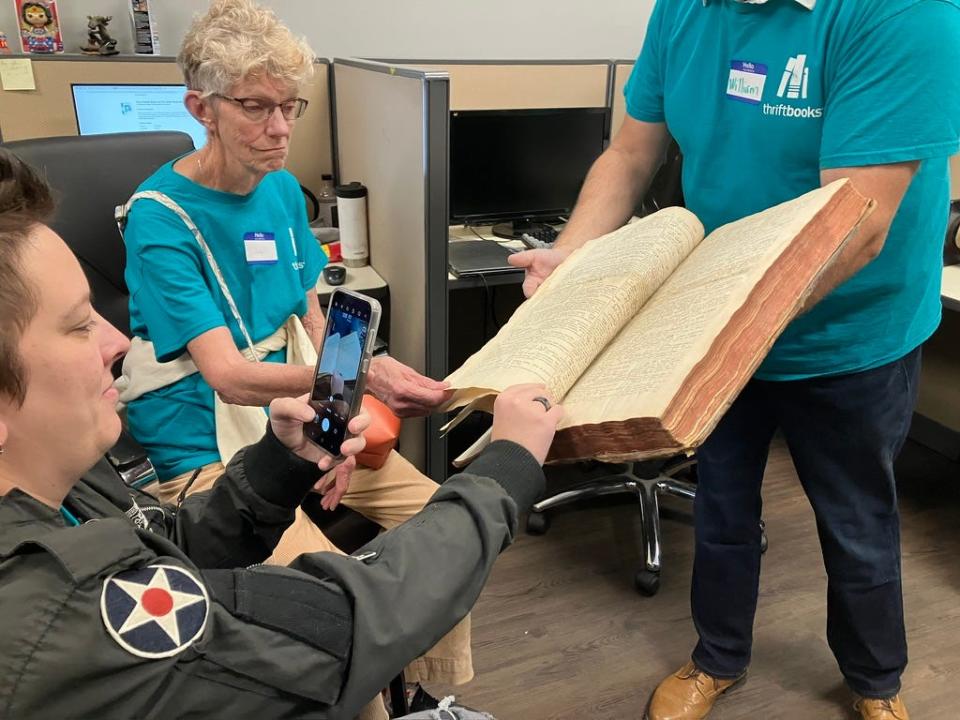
[243,232,278,265]
[727,61,768,105]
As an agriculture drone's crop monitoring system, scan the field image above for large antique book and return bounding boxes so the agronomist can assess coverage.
[442,179,874,465]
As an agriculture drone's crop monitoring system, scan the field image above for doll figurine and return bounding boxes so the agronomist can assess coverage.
[18,1,63,54]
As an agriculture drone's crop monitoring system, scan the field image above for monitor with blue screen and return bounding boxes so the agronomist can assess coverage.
[71,84,204,149]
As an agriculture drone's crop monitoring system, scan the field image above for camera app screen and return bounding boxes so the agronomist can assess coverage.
[304,295,371,455]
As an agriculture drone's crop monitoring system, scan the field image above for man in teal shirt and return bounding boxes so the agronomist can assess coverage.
[510,1,960,717]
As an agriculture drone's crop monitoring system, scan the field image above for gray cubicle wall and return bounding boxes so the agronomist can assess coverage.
[332,59,450,478]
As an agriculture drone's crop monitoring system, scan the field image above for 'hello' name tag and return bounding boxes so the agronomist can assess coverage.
[727,61,767,105]
[243,232,278,265]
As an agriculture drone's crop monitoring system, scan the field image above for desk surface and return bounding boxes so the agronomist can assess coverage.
[944,265,960,313]
[447,225,528,289]
[316,263,386,302]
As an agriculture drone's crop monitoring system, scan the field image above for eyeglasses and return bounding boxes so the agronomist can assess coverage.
[214,94,309,122]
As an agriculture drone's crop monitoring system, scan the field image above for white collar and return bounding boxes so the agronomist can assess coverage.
[703,0,816,8]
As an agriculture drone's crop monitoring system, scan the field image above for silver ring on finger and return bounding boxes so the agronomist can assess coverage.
[532,396,552,412]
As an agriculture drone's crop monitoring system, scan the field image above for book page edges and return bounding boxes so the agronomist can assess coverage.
[547,182,873,462]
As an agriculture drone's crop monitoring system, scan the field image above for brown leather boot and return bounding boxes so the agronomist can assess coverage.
[643,660,746,720]
[854,694,909,720]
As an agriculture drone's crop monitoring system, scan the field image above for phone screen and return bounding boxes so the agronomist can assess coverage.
[304,293,372,456]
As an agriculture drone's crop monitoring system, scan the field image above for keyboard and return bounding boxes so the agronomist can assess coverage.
[519,224,559,249]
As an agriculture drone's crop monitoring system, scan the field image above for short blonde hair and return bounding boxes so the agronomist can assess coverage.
[177,0,315,96]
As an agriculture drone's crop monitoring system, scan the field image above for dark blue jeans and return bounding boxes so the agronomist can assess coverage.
[690,347,921,699]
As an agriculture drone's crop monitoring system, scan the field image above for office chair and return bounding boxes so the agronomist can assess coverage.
[525,140,766,597]
[5,131,196,487]
[946,199,960,266]
[4,132,196,338]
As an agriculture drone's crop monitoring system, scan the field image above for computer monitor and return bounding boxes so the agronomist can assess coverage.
[449,107,608,237]
[72,84,205,149]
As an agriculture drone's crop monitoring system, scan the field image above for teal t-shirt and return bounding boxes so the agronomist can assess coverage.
[123,162,326,480]
[625,0,960,379]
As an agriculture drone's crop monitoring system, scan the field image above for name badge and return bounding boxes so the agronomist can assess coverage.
[727,61,767,105]
[243,232,278,265]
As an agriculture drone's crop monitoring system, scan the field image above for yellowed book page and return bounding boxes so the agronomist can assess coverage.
[444,207,704,407]
[561,181,848,429]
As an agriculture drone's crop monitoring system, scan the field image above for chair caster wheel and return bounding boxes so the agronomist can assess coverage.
[526,511,551,535]
[635,570,661,596]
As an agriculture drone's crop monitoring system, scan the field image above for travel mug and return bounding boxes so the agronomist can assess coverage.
[336,182,369,267]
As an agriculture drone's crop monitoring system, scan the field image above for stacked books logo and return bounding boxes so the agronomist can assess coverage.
[777,54,809,100]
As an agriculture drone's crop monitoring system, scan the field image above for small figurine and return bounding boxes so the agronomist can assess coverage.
[0,30,12,54]
[16,0,63,54]
[81,15,119,56]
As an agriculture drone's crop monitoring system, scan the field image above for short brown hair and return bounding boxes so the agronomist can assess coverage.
[0,148,54,405]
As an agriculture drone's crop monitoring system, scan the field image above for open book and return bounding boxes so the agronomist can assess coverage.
[319,331,363,382]
[443,180,874,465]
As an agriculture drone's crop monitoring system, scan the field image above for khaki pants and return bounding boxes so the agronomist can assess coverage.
[156,450,473,720]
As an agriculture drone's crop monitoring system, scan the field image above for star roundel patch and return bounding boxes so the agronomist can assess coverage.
[100,564,209,659]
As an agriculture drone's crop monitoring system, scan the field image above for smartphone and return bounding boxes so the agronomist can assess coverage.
[304,289,381,458]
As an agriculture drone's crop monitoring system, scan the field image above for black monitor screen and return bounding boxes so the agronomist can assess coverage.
[450,108,608,223]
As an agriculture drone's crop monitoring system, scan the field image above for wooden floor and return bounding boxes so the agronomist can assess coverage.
[451,438,960,719]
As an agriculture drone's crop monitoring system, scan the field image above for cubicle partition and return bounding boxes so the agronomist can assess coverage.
[611,60,635,136]
[332,59,450,476]
[388,60,611,110]
[343,59,619,476]
[0,55,335,194]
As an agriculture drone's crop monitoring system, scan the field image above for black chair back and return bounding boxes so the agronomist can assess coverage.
[3,131,195,336]
[639,138,684,217]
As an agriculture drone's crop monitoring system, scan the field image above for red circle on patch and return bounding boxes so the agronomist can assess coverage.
[141,588,174,617]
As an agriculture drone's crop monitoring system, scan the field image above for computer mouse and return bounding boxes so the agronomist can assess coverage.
[323,265,346,286]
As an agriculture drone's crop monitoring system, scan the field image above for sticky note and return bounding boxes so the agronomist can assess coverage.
[0,58,36,91]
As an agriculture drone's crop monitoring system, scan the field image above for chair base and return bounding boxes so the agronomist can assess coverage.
[529,458,767,596]
[527,459,697,597]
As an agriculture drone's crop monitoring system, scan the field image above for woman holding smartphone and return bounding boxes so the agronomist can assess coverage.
[0,148,562,718]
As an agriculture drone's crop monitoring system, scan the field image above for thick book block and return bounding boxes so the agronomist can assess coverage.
[444,180,873,465]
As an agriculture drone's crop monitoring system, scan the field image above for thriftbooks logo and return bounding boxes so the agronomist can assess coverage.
[763,53,822,119]
[777,54,809,100]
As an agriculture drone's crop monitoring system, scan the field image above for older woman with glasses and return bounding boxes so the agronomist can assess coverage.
[119,1,472,715]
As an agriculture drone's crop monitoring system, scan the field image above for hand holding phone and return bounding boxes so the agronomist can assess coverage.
[303,289,382,459]
[269,394,370,471]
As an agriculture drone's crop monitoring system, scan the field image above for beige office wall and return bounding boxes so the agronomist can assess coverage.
[0,57,333,193]
[401,63,609,110]
[951,154,959,198]
[334,62,431,469]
